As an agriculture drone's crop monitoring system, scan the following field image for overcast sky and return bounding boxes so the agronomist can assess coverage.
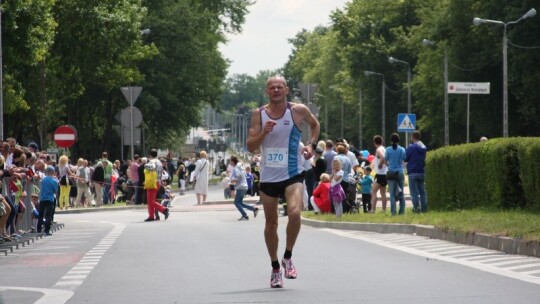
[219,0,350,77]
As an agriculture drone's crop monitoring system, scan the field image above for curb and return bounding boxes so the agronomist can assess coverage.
[301,218,540,258]
[55,205,147,214]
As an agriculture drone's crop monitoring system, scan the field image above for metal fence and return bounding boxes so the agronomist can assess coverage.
[2,177,41,235]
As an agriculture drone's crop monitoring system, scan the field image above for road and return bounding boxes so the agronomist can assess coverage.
[0,186,539,303]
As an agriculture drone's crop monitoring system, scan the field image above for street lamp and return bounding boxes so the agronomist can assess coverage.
[473,8,536,138]
[389,56,412,146]
[329,85,344,138]
[315,93,327,136]
[0,0,3,140]
[423,39,449,146]
[364,71,386,139]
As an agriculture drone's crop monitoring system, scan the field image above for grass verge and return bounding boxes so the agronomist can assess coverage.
[302,208,540,242]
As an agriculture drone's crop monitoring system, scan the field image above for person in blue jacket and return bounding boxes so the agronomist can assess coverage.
[385,133,406,215]
[37,166,59,236]
[405,131,427,213]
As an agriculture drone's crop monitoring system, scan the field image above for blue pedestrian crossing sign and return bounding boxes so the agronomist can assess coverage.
[397,113,416,132]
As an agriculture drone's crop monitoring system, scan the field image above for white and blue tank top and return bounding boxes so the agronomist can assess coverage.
[259,103,303,183]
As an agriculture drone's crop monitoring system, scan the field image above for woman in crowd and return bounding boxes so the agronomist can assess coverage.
[385,133,406,215]
[75,158,91,207]
[193,150,210,205]
[57,155,75,210]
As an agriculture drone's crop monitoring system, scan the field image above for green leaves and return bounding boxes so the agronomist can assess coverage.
[281,0,540,149]
[3,0,249,158]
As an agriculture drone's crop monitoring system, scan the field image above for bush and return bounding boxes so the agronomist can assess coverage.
[426,138,540,211]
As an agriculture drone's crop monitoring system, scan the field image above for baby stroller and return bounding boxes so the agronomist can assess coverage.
[344,174,360,214]
[115,175,131,203]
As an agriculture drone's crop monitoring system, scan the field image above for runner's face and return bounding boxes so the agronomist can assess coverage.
[266,80,288,102]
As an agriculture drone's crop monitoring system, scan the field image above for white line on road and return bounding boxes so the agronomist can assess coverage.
[54,224,125,292]
[0,286,74,304]
[323,229,540,285]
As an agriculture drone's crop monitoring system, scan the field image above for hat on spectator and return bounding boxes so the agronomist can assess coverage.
[45,166,55,173]
[315,147,324,154]
[28,142,39,151]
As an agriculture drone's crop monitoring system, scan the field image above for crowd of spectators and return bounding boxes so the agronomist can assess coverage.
[0,138,196,244]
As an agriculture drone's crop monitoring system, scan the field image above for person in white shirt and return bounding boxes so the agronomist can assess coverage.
[230,156,259,221]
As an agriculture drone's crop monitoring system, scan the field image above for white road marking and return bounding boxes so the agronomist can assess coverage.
[54,224,125,290]
[0,286,73,304]
[323,229,540,285]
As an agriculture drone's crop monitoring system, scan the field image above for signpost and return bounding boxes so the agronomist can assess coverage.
[448,82,490,143]
[120,86,143,159]
[54,125,77,148]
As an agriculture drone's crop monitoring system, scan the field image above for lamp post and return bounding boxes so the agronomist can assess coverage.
[358,88,363,148]
[364,71,386,139]
[329,85,344,138]
[473,8,536,138]
[0,0,3,141]
[389,56,412,146]
[423,39,449,146]
[315,93,327,136]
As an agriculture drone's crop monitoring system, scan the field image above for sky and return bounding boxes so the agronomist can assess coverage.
[219,0,350,77]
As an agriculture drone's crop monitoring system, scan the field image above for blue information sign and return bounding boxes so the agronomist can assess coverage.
[397,113,416,132]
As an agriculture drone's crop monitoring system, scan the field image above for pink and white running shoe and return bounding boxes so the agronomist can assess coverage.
[270,270,283,288]
[281,258,297,279]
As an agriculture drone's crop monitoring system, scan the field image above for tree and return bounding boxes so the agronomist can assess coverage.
[137,0,251,152]
[48,0,156,159]
[1,0,57,143]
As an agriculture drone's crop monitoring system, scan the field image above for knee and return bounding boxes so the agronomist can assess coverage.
[287,207,301,221]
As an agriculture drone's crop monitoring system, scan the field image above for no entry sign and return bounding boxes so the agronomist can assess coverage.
[54,125,77,148]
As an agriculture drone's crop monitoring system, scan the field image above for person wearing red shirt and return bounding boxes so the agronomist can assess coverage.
[310,173,331,214]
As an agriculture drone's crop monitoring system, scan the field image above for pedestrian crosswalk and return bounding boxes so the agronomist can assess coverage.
[322,229,540,285]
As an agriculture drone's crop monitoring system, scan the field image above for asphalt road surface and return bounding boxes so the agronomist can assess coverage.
[1,186,539,303]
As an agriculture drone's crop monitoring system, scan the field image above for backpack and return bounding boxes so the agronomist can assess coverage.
[144,166,158,190]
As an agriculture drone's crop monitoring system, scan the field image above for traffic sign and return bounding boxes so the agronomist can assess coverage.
[121,107,143,127]
[121,86,142,106]
[448,82,490,94]
[54,125,77,148]
[397,113,416,132]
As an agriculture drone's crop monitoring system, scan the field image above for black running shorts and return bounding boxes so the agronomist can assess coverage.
[259,173,305,198]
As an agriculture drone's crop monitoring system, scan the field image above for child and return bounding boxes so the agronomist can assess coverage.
[220,172,231,199]
[359,167,374,213]
[330,159,345,218]
[161,185,175,208]
[311,173,331,214]
[30,192,40,232]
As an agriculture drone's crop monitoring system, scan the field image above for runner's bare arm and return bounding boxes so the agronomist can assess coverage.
[292,104,320,148]
[247,108,274,153]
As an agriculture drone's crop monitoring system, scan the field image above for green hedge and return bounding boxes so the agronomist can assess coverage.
[426,138,540,211]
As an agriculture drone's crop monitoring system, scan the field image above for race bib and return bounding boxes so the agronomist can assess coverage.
[263,148,288,168]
